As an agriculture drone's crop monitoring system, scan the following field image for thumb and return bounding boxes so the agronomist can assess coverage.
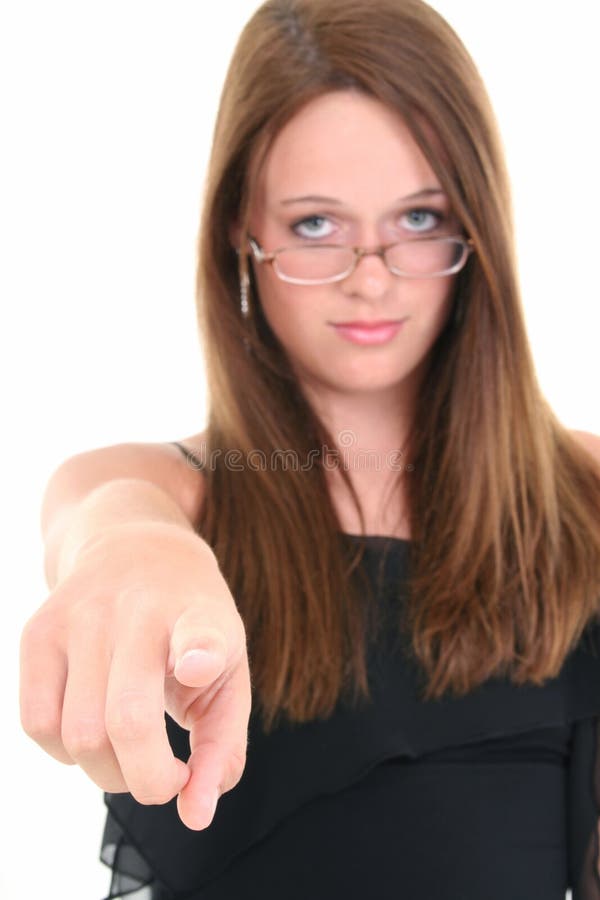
[167,609,229,687]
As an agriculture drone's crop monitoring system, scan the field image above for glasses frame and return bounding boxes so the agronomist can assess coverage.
[246,234,475,285]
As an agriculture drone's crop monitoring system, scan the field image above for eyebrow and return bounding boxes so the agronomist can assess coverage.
[279,187,447,206]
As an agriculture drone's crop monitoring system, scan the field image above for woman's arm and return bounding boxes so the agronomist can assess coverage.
[41,434,206,589]
[21,431,252,831]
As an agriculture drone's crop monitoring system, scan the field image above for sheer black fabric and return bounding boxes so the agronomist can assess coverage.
[97,441,600,898]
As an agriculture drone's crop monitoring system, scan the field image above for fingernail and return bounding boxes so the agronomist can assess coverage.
[176,649,222,669]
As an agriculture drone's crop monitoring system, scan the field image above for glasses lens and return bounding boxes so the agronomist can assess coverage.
[386,238,465,276]
[274,247,354,282]
[271,238,468,282]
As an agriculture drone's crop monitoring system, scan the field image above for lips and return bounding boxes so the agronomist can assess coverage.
[333,319,403,328]
[330,318,407,346]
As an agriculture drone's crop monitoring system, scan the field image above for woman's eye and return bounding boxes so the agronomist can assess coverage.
[291,215,333,240]
[402,208,445,232]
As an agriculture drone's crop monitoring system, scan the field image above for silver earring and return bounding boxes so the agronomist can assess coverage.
[240,271,250,318]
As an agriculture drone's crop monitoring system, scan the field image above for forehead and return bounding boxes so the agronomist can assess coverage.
[254,90,444,209]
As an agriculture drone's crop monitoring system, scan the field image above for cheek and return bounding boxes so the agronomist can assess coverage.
[251,267,318,337]
[399,281,457,356]
[422,279,456,328]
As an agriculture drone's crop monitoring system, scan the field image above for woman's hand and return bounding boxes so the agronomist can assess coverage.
[19,522,251,831]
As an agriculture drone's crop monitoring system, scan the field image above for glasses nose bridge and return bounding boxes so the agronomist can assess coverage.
[351,244,393,276]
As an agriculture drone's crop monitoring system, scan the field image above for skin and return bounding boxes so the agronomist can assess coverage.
[239,90,465,534]
[22,89,600,833]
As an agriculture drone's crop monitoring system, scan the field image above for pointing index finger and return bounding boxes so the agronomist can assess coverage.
[176,649,252,830]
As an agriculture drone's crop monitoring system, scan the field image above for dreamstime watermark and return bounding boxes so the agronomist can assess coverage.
[177,430,415,473]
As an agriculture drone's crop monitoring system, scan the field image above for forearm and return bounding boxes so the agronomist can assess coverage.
[45,478,201,590]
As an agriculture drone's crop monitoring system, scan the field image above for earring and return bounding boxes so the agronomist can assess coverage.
[240,271,250,319]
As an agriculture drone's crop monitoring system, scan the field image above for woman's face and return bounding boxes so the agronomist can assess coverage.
[245,90,462,401]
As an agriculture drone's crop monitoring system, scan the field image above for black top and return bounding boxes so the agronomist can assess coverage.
[99,441,600,899]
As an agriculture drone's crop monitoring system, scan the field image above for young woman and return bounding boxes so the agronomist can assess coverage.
[21,0,600,898]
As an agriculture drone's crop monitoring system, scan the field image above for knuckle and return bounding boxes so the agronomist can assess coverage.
[106,692,155,741]
[20,706,61,743]
[20,616,40,648]
[20,610,56,648]
[131,787,176,806]
[66,596,107,631]
[115,583,166,622]
[94,774,129,794]
[62,719,108,757]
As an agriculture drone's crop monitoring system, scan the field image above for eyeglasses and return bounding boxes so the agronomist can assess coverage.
[246,234,475,285]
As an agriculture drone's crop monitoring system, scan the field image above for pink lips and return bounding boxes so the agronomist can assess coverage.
[331,319,406,345]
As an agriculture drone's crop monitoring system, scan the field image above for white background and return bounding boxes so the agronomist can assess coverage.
[2,1,597,897]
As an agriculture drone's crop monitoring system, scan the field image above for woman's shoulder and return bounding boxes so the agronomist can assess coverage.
[570,428,600,469]
[165,431,207,526]
[162,428,599,527]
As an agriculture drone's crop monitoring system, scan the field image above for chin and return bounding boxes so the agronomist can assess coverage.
[329,369,412,394]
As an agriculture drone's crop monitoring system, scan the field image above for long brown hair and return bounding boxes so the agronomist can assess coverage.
[190,0,600,734]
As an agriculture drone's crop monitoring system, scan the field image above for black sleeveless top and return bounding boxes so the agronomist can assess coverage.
[99,441,600,899]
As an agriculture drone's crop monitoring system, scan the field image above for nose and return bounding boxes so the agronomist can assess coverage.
[339,248,394,301]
